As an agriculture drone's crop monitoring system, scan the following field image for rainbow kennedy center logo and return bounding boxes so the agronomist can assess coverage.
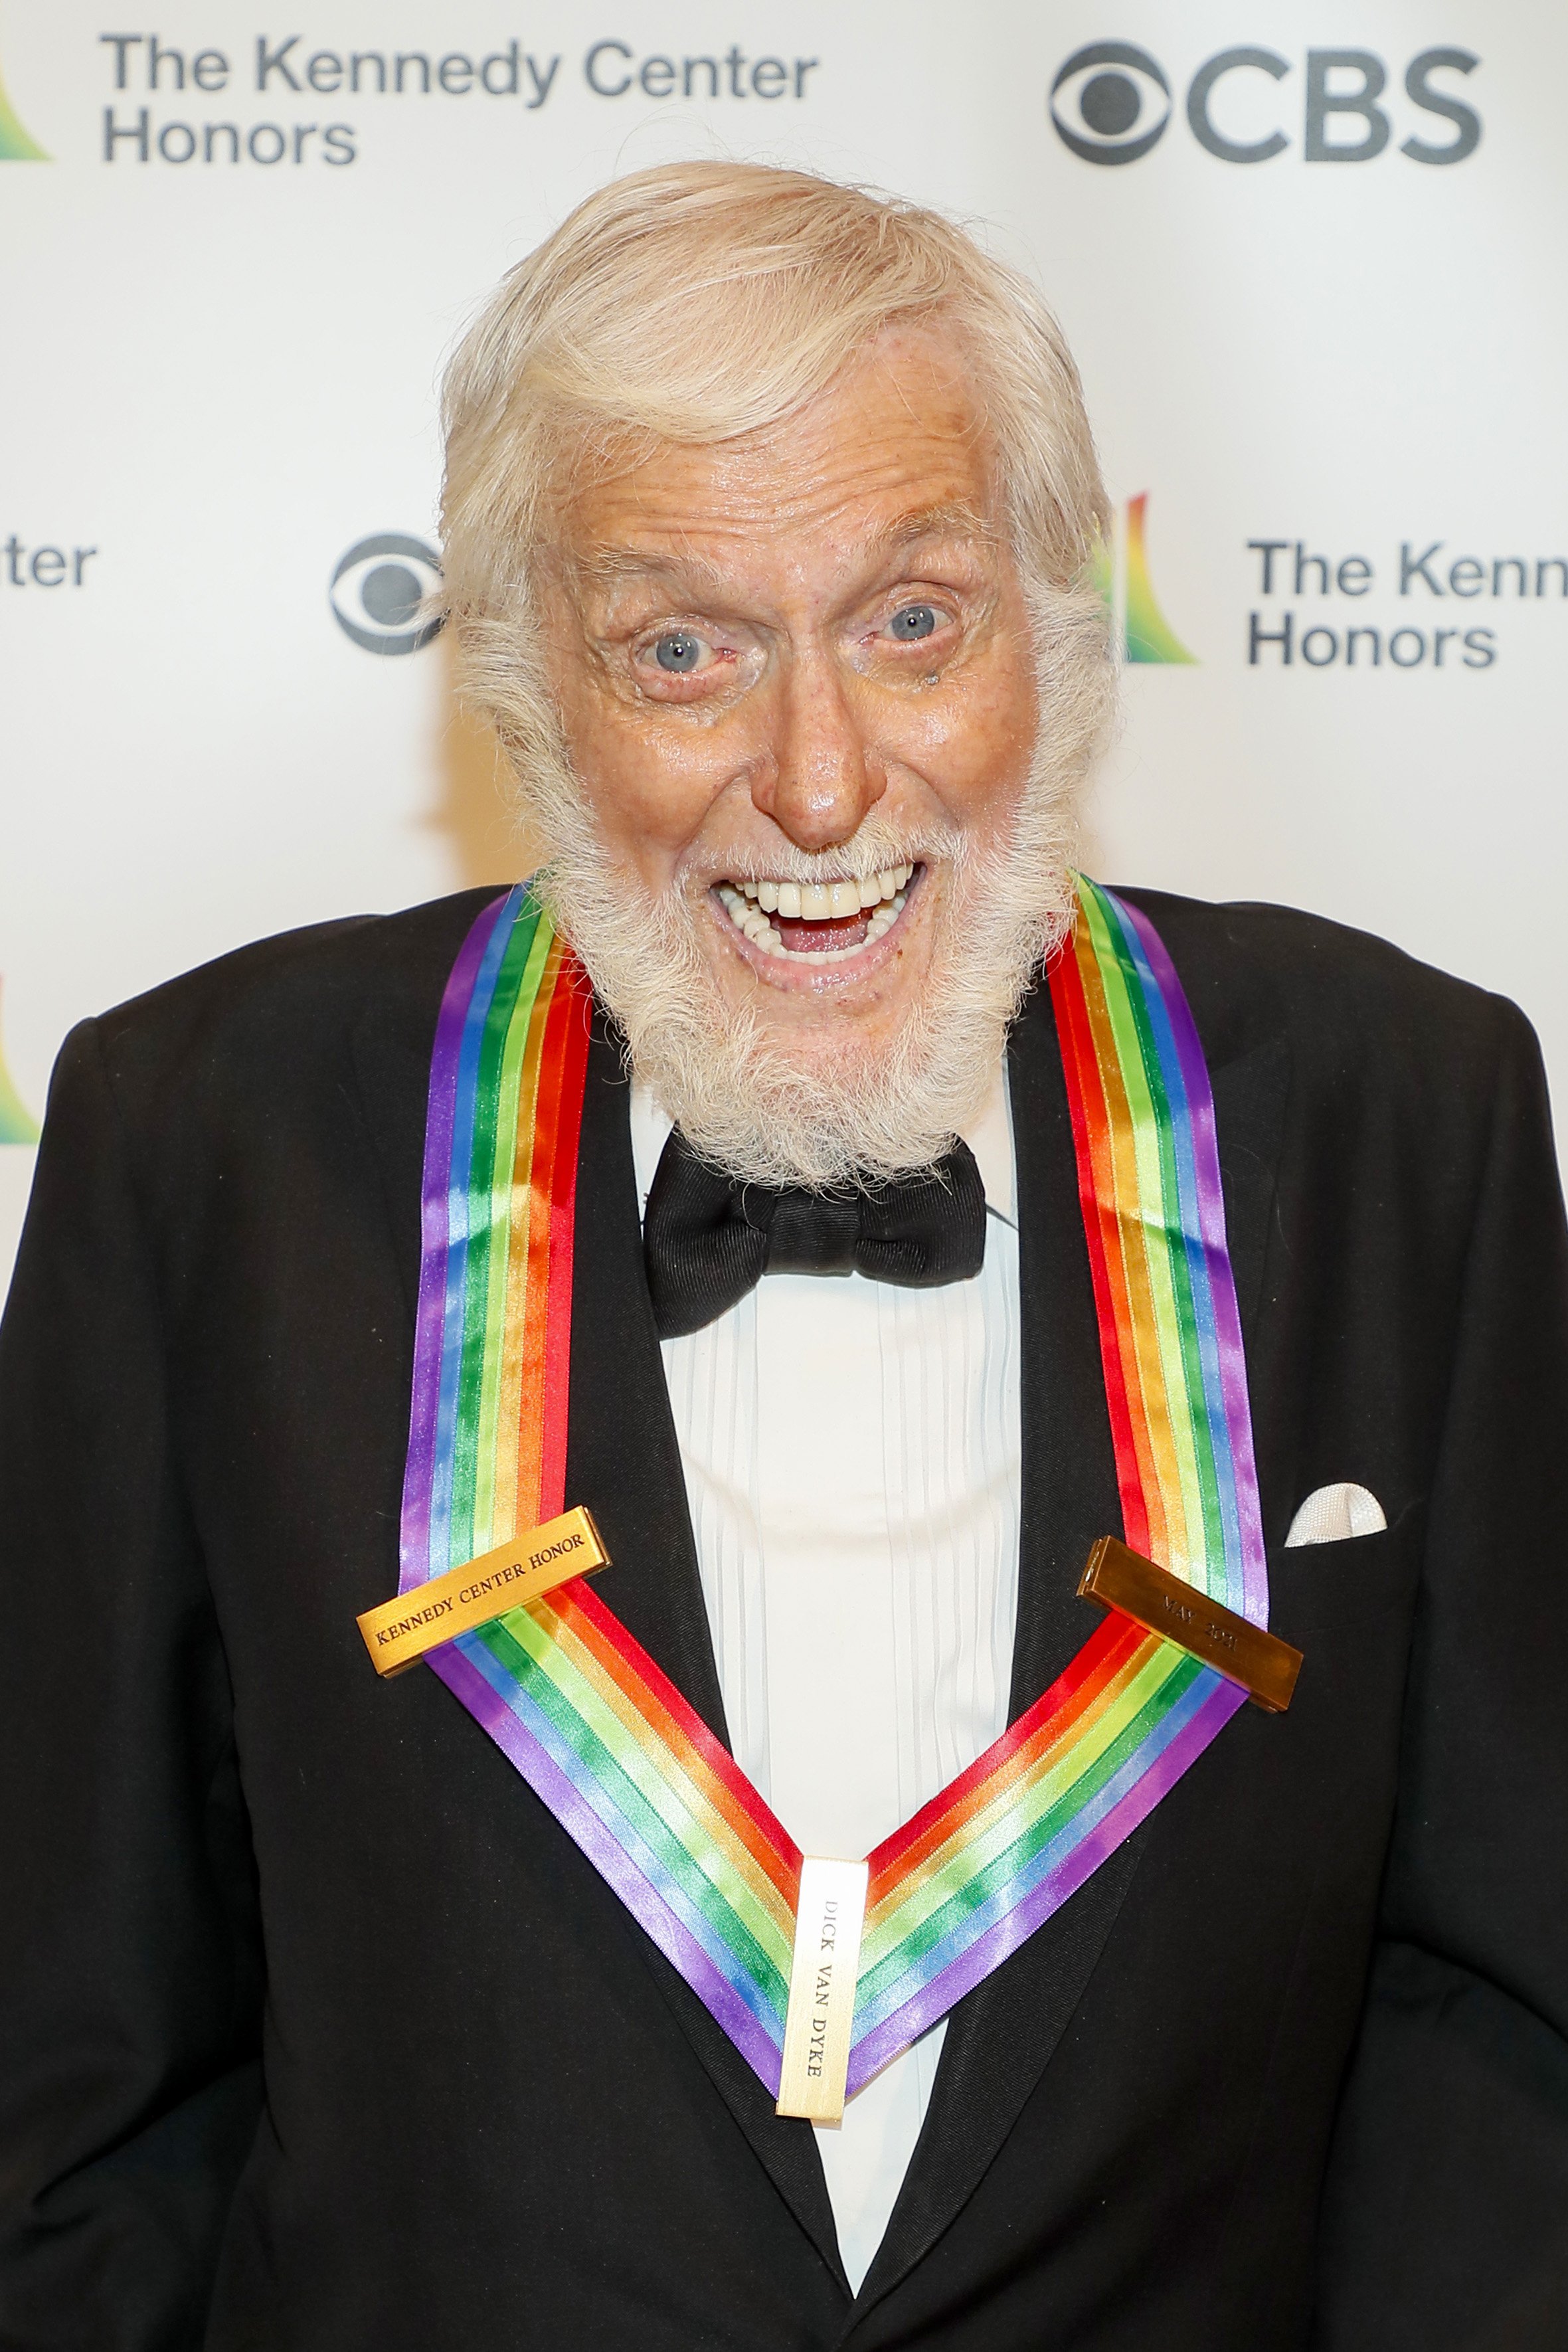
[0,54,48,159]
[1094,493,1197,664]
[0,984,39,1145]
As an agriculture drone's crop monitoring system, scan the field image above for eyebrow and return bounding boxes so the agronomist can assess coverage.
[565,541,733,599]
[877,498,1000,553]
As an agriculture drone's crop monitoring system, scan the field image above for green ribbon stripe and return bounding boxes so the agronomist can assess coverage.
[1104,902,1231,1593]
[1083,885,1227,1594]
[478,1611,795,2002]
[857,1635,1182,1975]
[855,1648,1204,2009]
[449,903,545,1567]
[1092,888,1236,1600]
[472,905,552,1556]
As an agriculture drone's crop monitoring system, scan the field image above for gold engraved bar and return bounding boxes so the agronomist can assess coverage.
[1078,1535,1303,1715]
[356,1506,609,1679]
[776,1857,870,2126]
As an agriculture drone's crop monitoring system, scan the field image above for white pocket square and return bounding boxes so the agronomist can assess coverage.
[1284,1483,1387,1547]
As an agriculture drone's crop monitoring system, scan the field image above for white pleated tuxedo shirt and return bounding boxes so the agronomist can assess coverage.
[630,1072,1022,2292]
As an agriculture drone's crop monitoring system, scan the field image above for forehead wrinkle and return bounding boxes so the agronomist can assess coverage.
[562,492,1003,618]
[563,391,997,553]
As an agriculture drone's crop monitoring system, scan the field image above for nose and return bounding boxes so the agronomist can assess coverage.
[749,655,887,853]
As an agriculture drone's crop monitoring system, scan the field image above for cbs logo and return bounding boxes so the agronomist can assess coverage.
[1050,42,1480,166]
[329,533,443,656]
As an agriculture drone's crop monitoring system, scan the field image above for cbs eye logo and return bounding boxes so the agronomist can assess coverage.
[1050,41,1481,166]
[329,533,443,656]
[1050,43,1171,165]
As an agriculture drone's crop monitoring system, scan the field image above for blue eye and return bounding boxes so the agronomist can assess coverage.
[889,604,938,642]
[653,631,703,672]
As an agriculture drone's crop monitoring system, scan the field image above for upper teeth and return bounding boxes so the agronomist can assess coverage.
[717,865,913,960]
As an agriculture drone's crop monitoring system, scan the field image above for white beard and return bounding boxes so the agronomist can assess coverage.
[529,751,1078,1192]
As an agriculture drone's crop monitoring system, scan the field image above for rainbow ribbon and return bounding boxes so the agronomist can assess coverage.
[400,876,1266,2099]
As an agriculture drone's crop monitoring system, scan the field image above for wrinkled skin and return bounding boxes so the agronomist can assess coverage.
[536,329,1041,1071]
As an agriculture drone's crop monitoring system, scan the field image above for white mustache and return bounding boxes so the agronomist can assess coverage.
[678,820,966,895]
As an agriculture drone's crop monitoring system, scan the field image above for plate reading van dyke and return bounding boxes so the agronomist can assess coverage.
[776,1856,869,2125]
[357,1506,608,1678]
[1078,1535,1303,1714]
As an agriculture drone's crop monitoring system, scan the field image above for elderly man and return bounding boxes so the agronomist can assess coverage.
[1,162,1565,2351]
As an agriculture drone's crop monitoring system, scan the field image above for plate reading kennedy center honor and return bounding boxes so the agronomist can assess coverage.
[357,1506,609,1676]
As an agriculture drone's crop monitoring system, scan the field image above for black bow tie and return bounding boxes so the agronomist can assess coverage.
[643,1128,988,1340]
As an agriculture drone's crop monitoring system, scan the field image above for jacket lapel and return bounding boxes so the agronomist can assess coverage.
[565,1012,729,1737]
[565,1012,847,2283]
[855,938,1291,2315]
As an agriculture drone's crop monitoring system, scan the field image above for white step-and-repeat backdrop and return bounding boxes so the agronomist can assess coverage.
[3,3,1565,1288]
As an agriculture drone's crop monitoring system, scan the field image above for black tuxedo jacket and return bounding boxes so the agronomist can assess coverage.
[1,886,1566,2351]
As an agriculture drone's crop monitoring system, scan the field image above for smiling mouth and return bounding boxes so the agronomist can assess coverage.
[714,864,916,962]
